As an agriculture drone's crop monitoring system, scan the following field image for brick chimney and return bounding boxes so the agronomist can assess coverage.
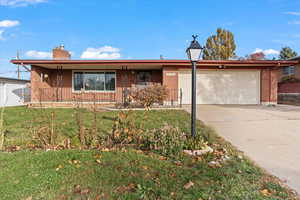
[52,44,71,60]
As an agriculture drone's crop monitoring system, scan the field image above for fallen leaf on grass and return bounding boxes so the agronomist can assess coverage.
[58,194,68,200]
[81,188,91,195]
[75,164,81,168]
[95,195,101,200]
[184,181,194,190]
[194,156,202,161]
[159,156,167,160]
[260,189,271,196]
[25,197,32,200]
[174,161,182,166]
[101,148,110,152]
[73,184,81,193]
[96,159,101,164]
[115,183,136,193]
[208,161,222,168]
[68,160,81,165]
[134,150,144,154]
[55,165,63,171]
[94,154,102,159]
[142,165,149,170]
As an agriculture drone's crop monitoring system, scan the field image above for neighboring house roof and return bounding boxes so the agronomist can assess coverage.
[289,56,300,61]
[10,59,299,68]
[0,76,30,83]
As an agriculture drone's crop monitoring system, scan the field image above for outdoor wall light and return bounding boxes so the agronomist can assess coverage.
[40,73,49,82]
[186,35,204,138]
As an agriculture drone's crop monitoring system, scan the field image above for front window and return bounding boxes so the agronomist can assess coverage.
[283,66,295,76]
[73,71,116,92]
[137,71,152,85]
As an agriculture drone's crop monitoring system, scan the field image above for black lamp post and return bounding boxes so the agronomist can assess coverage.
[186,35,203,137]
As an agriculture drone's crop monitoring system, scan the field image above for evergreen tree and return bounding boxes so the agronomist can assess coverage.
[278,47,298,60]
[203,28,236,60]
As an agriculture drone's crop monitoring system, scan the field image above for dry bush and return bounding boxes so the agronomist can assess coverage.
[107,111,144,147]
[30,109,59,149]
[74,94,100,149]
[130,85,168,108]
[141,125,207,158]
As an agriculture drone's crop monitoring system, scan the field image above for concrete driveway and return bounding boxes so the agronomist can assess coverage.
[185,105,300,193]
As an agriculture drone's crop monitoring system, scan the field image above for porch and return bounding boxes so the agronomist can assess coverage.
[36,87,182,107]
[29,65,182,107]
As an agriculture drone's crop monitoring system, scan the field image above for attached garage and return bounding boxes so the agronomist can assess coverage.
[179,70,261,105]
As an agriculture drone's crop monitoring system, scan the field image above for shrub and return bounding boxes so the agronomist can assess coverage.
[108,111,144,147]
[130,85,168,108]
[142,124,208,158]
[142,125,186,157]
[30,110,59,149]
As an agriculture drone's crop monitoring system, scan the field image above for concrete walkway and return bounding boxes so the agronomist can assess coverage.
[185,105,300,193]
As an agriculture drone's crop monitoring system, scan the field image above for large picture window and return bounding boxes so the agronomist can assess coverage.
[73,71,116,92]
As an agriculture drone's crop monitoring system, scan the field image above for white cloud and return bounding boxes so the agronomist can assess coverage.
[81,46,121,59]
[288,20,300,25]
[253,48,280,55]
[284,11,300,16]
[25,50,52,58]
[0,0,47,7]
[0,30,4,40]
[0,20,20,28]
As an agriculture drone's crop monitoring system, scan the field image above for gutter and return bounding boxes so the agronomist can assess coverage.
[10,59,299,67]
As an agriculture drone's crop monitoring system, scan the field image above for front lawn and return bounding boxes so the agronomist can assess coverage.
[0,106,298,200]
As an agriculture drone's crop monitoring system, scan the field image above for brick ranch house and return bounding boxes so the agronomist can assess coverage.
[11,46,299,107]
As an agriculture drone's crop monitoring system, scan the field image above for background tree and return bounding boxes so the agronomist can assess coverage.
[278,47,298,60]
[203,28,236,60]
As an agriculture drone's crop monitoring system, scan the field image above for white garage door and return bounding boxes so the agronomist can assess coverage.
[179,70,261,104]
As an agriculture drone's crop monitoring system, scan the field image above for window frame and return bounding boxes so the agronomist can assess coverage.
[283,66,295,76]
[72,70,116,93]
[136,71,152,85]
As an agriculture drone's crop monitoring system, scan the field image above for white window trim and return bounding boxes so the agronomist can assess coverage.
[72,70,117,93]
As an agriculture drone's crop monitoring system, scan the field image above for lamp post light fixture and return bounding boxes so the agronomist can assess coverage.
[186,35,204,137]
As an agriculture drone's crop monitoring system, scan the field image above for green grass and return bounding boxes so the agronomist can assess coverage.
[0,106,298,200]
[3,106,208,147]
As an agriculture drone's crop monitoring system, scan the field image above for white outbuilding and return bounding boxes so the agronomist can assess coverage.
[0,77,30,107]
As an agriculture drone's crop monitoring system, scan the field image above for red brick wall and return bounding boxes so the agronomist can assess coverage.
[261,68,278,104]
[162,67,179,102]
[52,48,71,60]
[278,82,300,93]
[31,66,280,104]
[31,66,53,102]
[31,68,163,103]
[162,67,178,89]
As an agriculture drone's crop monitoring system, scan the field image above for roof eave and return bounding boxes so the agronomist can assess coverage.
[10,59,299,67]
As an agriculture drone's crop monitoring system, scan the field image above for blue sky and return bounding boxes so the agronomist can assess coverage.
[0,0,300,79]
